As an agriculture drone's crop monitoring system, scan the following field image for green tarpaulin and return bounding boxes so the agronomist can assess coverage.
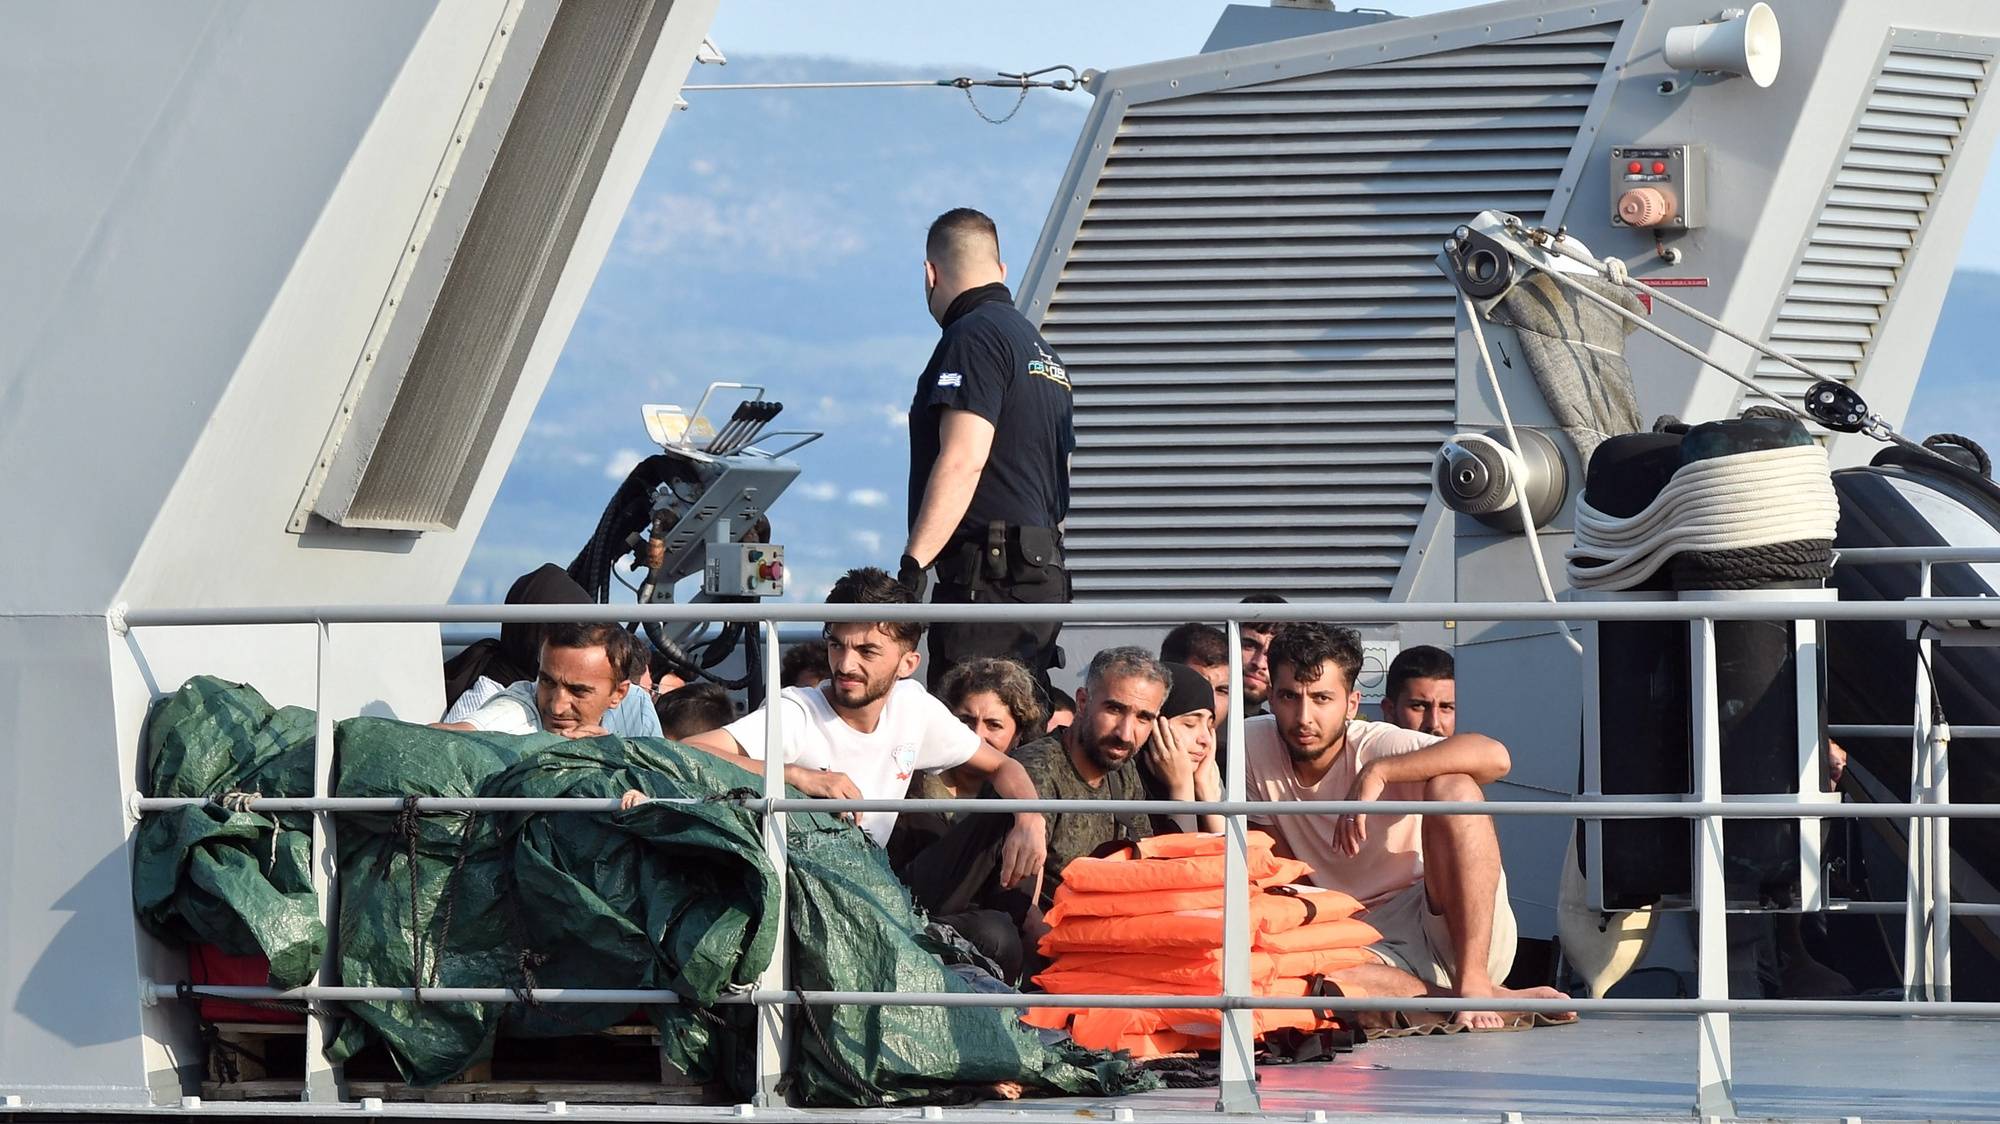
[133,676,325,989]
[325,718,777,1088]
[136,678,1153,1106]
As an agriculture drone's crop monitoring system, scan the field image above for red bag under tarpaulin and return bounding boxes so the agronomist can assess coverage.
[188,944,302,1025]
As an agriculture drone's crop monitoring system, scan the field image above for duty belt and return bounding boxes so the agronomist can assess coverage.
[939,522,1064,584]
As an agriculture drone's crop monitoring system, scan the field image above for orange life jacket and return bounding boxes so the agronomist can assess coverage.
[1038,889,1372,955]
[1019,1005,1206,1058]
[1028,829,1378,1058]
[1056,830,1296,894]
[1256,916,1382,954]
[1022,990,1350,1057]
[1033,941,1378,995]
[1043,860,1317,925]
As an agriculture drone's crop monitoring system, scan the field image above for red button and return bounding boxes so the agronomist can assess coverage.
[1628,161,1642,173]
[1652,161,1667,174]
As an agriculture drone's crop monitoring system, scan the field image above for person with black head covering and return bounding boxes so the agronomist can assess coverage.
[443,564,589,706]
[439,563,662,737]
[1138,662,1225,835]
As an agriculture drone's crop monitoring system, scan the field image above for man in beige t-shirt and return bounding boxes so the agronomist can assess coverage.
[1246,623,1569,1028]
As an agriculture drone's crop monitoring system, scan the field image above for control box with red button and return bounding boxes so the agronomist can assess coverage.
[1609,143,1707,230]
[705,543,787,597]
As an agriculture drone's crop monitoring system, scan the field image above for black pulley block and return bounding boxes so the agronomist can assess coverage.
[1803,380,1869,433]
[1444,226,1518,300]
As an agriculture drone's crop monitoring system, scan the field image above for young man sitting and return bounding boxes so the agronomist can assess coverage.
[620,567,1045,885]
[1380,644,1456,738]
[1244,623,1569,1028]
[435,622,652,739]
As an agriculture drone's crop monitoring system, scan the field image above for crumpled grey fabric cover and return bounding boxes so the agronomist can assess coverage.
[1491,271,1647,464]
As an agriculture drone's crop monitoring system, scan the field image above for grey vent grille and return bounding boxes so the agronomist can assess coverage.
[1754,46,1990,406]
[1042,26,1619,599]
[331,0,667,530]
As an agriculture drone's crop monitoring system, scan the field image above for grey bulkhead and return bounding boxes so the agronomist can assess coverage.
[1012,0,2000,939]
[0,0,719,1105]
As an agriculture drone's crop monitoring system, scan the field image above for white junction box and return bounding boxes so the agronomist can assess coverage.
[705,543,786,597]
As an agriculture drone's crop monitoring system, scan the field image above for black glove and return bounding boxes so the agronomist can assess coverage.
[897,553,930,602]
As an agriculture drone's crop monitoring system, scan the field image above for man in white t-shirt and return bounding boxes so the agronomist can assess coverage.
[434,622,645,738]
[1245,622,1569,1029]
[622,568,1047,888]
[441,672,663,738]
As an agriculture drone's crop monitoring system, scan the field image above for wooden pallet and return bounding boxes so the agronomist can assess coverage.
[203,1021,304,1085]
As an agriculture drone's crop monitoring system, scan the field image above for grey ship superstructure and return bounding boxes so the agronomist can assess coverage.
[4,0,2000,1117]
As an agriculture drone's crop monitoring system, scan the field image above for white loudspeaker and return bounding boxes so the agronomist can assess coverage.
[1663,3,1783,88]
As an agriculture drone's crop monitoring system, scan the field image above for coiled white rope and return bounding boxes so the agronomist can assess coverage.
[1567,443,1839,591]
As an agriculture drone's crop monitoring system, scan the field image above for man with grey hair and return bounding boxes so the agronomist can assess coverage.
[904,646,1169,981]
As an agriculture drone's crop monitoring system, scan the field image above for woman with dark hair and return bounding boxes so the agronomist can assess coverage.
[941,657,1046,757]
[887,657,1043,873]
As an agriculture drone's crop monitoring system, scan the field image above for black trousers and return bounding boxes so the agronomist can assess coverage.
[902,807,1043,984]
[925,553,1069,706]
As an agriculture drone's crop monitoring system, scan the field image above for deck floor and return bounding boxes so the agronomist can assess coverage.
[1034,1013,2000,1121]
[19,1015,2000,1121]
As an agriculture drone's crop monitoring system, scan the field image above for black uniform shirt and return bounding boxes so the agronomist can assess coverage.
[907,283,1074,537]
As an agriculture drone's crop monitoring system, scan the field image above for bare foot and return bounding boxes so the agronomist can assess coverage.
[988,1080,1023,1100]
[1452,981,1573,1029]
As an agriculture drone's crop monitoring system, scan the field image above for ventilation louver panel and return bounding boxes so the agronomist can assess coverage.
[1753,47,1989,407]
[332,0,666,530]
[1042,26,1620,600]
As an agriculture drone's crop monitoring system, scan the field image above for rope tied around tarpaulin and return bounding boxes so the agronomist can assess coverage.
[394,795,427,1004]
[216,789,283,871]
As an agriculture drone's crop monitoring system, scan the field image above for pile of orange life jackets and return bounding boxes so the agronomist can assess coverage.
[1022,831,1380,1058]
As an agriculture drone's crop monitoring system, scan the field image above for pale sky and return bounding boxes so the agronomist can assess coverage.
[706,0,2000,273]
[709,1,1489,70]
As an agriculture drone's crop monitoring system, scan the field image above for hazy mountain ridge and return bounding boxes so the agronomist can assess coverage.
[458,55,1997,603]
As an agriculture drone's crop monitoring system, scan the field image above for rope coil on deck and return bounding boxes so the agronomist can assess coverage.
[1568,444,1840,591]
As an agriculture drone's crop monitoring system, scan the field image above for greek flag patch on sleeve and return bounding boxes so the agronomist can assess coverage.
[936,371,963,388]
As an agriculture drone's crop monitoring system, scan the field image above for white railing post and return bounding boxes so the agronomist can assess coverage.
[1795,616,1825,913]
[1580,614,1607,911]
[1690,617,1735,1118]
[1919,558,1952,998]
[303,621,345,1102]
[1906,561,1940,1000]
[754,619,789,1106]
[1215,620,1258,1113]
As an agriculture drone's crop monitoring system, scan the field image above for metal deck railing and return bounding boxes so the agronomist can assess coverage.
[114,545,2000,1117]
